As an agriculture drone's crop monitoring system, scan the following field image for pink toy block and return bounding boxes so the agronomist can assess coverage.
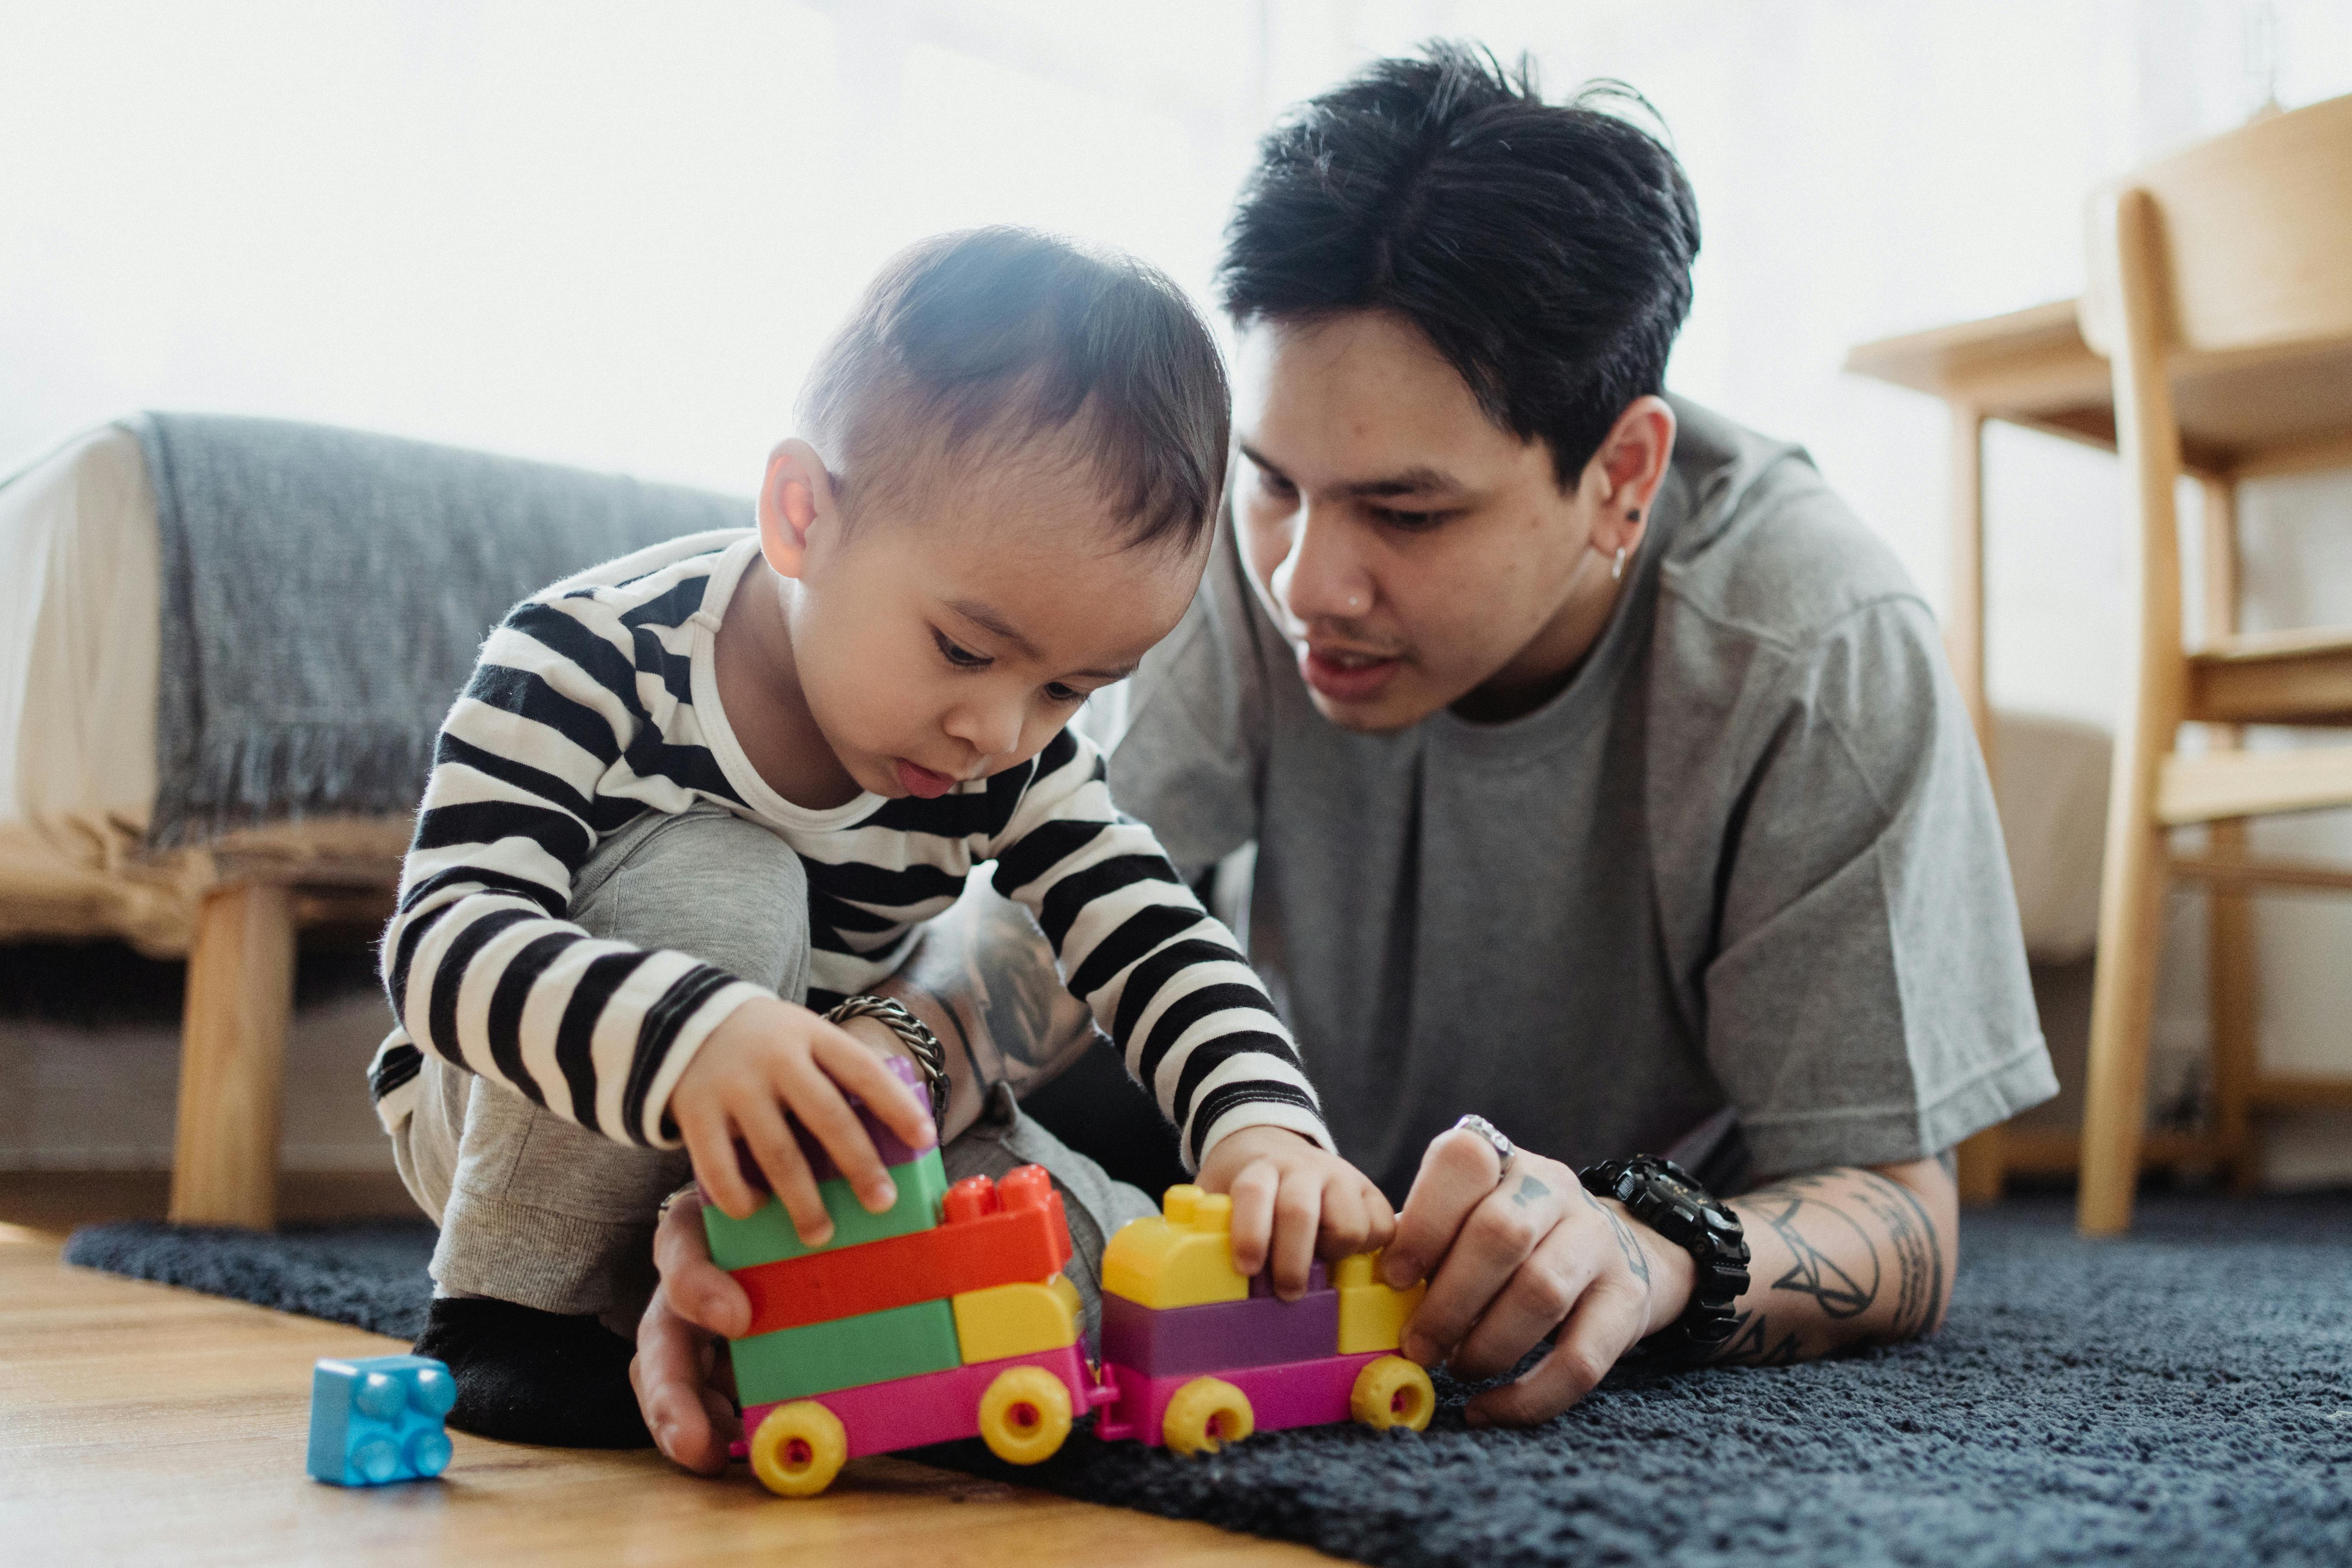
[741,1343,1113,1460]
[1095,1350,1388,1447]
[1099,1285,1340,1376]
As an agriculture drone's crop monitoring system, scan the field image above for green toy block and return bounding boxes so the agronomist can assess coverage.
[729,1298,962,1405]
[704,1147,948,1271]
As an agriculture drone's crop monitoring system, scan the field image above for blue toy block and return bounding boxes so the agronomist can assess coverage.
[307,1354,456,1486]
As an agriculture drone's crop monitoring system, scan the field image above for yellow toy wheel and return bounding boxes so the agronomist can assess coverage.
[1350,1355,1435,1432]
[749,1400,848,1497]
[975,1365,1073,1466]
[1161,1376,1254,1456]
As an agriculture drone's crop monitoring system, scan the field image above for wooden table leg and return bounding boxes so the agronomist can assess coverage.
[168,882,297,1229]
[1947,404,1993,758]
[1946,402,2008,1203]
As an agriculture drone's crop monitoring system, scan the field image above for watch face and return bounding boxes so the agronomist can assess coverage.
[1653,1169,1704,1208]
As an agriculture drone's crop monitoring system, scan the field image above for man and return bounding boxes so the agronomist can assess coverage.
[636,43,2055,1465]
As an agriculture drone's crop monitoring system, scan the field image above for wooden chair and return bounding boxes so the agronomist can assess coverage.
[2076,94,2352,1235]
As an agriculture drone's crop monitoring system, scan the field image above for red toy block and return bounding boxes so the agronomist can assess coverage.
[733,1165,1075,1338]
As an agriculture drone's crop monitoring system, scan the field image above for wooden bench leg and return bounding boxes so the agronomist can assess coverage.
[168,882,296,1229]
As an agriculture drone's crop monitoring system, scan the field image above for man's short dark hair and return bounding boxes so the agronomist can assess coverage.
[1217,42,1700,487]
[800,227,1229,553]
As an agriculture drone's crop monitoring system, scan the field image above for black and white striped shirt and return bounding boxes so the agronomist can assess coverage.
[368,533,1326,1167]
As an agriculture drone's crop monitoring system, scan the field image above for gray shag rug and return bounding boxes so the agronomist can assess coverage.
[65,1193,2352,1567]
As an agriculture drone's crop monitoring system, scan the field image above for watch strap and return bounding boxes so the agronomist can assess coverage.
[1579,1154,1751,1361]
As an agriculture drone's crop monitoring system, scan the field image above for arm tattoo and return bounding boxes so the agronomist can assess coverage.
[897,891,1095,1099]
[962,902,1079,1076]
[1716,1310,1804,1366]
[1849,1169,1947,1338]
[1756,1191,1879,1319]
[1706,1167,1952,1365]
[910,980,990,1095]
[1576,1181,1652,1287]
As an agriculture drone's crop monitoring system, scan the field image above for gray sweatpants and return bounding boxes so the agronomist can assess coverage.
[391,804,1155,1338]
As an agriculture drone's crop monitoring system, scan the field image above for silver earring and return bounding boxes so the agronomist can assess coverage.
[1611,546,1627,583]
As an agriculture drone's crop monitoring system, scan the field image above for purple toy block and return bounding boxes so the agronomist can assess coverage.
[739,1343,1109,1460]
[1099,1286,1340,1377]
[735,1055,934,1187]
[1095,1350,1388,1447]
[798,1053,933,1179]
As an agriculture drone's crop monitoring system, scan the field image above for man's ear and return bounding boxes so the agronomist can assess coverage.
[1584,396,1677,559]
[757,438,838,580]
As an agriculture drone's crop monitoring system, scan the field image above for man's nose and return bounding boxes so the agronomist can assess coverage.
[1272,506,1376,628]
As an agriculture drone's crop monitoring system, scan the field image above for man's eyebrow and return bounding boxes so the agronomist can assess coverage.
[1237,444,1465,499]
[1339,465,1464,499]
[947,598,1040,659]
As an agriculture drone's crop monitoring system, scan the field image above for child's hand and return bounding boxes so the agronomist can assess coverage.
[670,996,936,1245]
[1195,1125,1395,1300]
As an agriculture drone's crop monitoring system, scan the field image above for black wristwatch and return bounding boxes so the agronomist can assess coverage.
[1578,1154,1750,1361]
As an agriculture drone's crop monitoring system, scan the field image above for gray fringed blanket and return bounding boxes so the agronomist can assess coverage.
[130,413,749,848]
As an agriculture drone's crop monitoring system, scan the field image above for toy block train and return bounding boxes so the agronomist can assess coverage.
[707,1059,1434,1496]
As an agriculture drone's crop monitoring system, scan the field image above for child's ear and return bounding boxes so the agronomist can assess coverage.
[757,438,838,580]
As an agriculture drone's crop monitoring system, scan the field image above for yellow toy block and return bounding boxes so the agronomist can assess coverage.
[1100,1185,1250,1309]
[1334,1249,1428,1354]
[952,1275,1081,1364]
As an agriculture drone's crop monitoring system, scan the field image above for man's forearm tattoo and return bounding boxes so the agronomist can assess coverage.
[1716,1309,1803,1366]
[1757,1189,1878,1319]
[1849,1169,1947,1338]
[963,906,1075,1078]
[1706,1168,1950,1365]
[907,979,990,1097]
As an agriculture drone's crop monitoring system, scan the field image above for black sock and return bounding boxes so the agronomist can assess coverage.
[413,1295,653,1449]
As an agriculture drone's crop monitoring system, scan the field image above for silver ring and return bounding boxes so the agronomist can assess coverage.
[1452,1113,1515,1176]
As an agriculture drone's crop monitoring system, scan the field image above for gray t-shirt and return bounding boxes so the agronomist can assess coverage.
[1092,397,2057,1194]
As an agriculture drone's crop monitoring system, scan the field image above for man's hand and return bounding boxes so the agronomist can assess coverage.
[669,996,937,1245]
[1196,1125,1397,1299]
[1379,1128,1693,1427]
[630,1188,750,1474]
[1381,1128,1961,1427]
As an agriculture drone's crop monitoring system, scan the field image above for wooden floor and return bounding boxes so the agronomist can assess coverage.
[0,1173,1324,1566]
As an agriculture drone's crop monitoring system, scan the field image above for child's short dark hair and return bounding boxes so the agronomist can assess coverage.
[799,228,1230,553]
[1217,42,1700,488]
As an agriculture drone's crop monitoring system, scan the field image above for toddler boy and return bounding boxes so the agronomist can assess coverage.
[371,228,1390,1446]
